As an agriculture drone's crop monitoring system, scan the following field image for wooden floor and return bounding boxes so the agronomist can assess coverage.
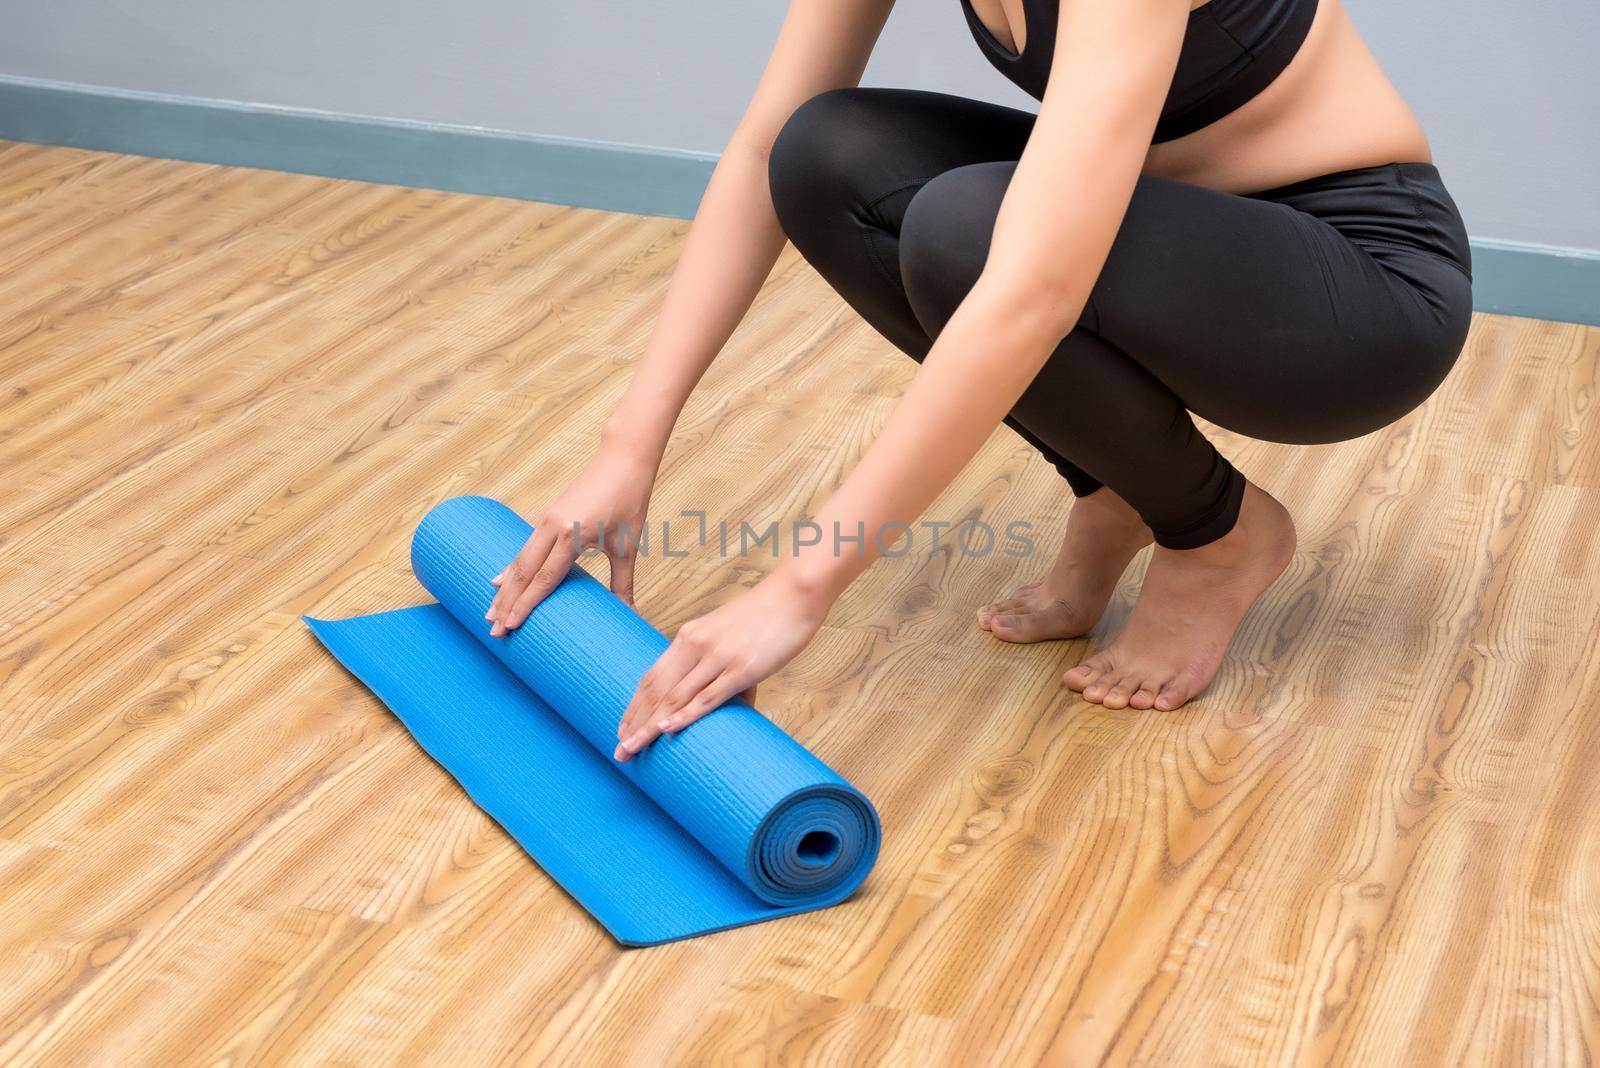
[1,140,1597,1067]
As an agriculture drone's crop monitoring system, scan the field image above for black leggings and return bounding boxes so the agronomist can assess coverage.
[766,88,1474,548]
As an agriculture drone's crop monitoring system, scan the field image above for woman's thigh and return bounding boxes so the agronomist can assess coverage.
[766,88,1037,356]
[899,163,1470,445]
[768,87,1036,234]
[1088,175,1468,444]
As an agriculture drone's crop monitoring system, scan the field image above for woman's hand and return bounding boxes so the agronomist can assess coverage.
[613,568,833,762]
[487,445,657,635]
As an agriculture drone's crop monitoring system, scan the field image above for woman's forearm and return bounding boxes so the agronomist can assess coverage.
[602,144,790,462]
[779,275,1088,601]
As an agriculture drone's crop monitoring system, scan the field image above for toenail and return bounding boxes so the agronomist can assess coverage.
[998,615,1017,627]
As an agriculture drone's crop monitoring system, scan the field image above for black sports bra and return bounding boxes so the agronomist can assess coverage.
[959,0,1318,142]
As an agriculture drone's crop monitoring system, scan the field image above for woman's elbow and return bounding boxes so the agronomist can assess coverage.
[968,264,1092,345]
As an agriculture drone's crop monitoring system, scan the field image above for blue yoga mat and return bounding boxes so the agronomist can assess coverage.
[305,496,880,946]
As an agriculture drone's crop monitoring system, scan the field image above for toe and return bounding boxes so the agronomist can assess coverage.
[1155,682,1200,711]
[1065,650,1115,692]
[1064,661,1097,692]
[977,595,1025,627]
[989,605,1066,644]
[987,612,1023,639]
[979,597,1030,620]
[1153,677,1196,711]
[1101,681,1131,710]
[1128,686,1157,710]
[1155,665,1214,711]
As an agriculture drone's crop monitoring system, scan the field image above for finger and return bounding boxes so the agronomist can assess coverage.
[646,654,729,733]
[741,682,758,705]
[490,567,507,588]
[489,543,541,621]
[498,537,580,634]
[488,526,556,626]
[659,666,748,735]
[618,636,697,740]
[619,656,736,760]
[608,548,636,605]
[615,645,705,760]
[618,664,661,743]
[614,714,667,762]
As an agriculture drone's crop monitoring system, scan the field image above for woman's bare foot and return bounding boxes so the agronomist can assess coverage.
[1064,482,1296,711]
[977,488,1153,643]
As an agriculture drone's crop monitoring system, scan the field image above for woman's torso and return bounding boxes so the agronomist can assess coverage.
[962,0,1432,194]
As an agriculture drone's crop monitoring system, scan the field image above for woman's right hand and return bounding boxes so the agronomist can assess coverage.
[487,446,657,636]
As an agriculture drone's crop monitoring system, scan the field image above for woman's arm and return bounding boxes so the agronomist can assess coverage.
[601,0,898,462]
[615,0,1193,758]
[782,0,1191,600]
[488,0,897,628]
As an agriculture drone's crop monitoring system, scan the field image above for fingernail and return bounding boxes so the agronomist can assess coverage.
[657,719,674,733]
[613,745,628,761]
[484,610,495,621]
[490,623,504,637]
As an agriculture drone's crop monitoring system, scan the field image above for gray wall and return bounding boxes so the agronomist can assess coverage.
[3,1,1596,250]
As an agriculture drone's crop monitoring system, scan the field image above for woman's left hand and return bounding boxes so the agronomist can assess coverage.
[614,568,832,762]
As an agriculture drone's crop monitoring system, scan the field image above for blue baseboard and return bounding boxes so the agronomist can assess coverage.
[0,74,716,219]
[1,74,1595,327]
[1462,240,1599,328]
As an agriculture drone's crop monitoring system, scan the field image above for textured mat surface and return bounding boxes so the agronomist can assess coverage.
[306,496,880,945]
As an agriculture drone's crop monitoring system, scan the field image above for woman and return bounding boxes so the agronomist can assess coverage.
[486,0,1472,758]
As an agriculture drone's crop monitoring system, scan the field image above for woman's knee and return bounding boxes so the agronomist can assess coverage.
[897,162,1012,337]
[768,88,895,236]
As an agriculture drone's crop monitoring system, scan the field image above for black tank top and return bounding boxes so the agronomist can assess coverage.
[959,0,1318,142]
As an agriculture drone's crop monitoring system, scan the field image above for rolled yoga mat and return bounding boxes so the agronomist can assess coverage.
[305,495,880,946]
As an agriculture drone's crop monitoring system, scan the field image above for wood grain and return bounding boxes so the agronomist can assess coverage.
[1,141,1597,1067]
